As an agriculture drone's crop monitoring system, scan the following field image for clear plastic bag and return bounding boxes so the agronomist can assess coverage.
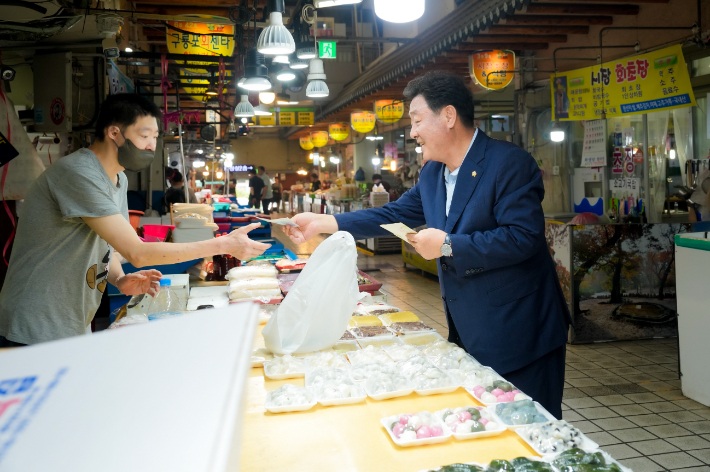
[226,265,278,280]
[263,232,361,354]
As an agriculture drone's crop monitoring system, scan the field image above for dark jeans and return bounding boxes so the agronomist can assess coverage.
[0,335,26,348]
[249,196,261,209]
[261,198,271,215]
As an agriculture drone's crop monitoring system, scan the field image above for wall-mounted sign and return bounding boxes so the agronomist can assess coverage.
[279,111,296,126]
[351,111,376,134]
[310,131,329,148]
[298,112,315,126]
[329,122,350,142]
[300,136,314,150]
[551,44,696,121]
[374,100,404,124]
[319,40,337,59]
[227,165,255,172]
[180,69,231,102]
[470,50,515,90]
[166,21,234,72]
[258,115,276,126]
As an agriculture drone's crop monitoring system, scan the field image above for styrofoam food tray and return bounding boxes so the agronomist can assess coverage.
[380,414,452,447]
[419,464,484,472]
[263,357,306,380]
[492,401,558,431]
[541,449,633,472]
[251,348,275,368]
[515,421,599,456]
[435,406,506,441]
[415,384,460,396]
[264,386,317,414]
[356,336,403,349]
[464,380,529,406]
[365,384,414,401]
[315,384,367,407]
[401,332,446,347]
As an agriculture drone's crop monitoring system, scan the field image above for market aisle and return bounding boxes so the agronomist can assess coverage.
[270,225,710,471]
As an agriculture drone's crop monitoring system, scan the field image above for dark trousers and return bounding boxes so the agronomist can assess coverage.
[0,335,26,348]
[261,198,271,215]
[249,196,261,209]
[445,304,566,419]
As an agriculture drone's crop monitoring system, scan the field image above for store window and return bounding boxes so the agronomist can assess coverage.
[693,94,709,160]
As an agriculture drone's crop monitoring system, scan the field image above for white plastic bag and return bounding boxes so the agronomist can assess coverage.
[0,91,46,200]
[263,231,360,354]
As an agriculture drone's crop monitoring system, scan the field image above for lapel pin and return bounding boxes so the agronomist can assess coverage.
[472,171,477,178]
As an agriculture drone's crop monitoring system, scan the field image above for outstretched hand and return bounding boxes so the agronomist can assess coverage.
[116,269,162,296]
[224,223,272,260]
[281,213,338,244]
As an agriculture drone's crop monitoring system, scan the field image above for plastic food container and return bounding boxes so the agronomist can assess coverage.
[360,304,402,316]
[251,347,275,367]
[545,448,633,472]
[346,345,393,366]
[401,332,446,347]
[515,420,598,456]
[492,400,557,431]
[382,343,424,362]
[435,406,507,440]
[349,326,394,339]
[348,315,383,328]
[350,361,397,383]
[263,355,306,380]
[312,380,367,407]
[380,412,452,447]
[410,366,459,396]
[357,337,403,350]
[331,340,361,354]
[264,384,316,414]
[364,372,414,401]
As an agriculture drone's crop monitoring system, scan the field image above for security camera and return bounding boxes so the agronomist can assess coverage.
[102,38,120,59]
[1,66,15,81]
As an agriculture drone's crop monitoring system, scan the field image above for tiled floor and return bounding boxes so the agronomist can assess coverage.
[273,228,710,472]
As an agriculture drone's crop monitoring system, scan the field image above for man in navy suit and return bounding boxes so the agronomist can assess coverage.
[283,71,571,418]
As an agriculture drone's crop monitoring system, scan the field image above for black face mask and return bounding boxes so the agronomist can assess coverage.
[112,129,155,171]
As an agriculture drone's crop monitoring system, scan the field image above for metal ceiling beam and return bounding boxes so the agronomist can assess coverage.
[525,3,640,15]
[504,14,614,25]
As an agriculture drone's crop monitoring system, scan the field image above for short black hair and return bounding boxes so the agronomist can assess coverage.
[248,169,257,175]
[258,166,266,172]
[94,93,163,140]
[372,174,382,181]
[403,71,475,128]
[170,170,183,183]
[311,173,319,179]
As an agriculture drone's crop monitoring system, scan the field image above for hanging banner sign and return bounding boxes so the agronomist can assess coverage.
[310,131,329,148]
[351,111,376,133]
[551,44,696,121]
[329,122,350,141]
[373,100,404,124]
[166,20,234,72]
[470,50,515,90]
[259,115,276,126]
[298,112,314,126]
[300,136,314,150]
[279,112,296,126]
[180,69,231,102]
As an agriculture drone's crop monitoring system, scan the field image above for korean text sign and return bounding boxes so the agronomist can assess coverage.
[551,44,696,121]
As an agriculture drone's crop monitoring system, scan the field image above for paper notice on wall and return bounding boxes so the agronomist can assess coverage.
[581,120,607,167]
[610,177,640,197]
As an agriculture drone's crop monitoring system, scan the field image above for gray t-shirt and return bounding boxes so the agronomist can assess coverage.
[0,148,128,344]
[261,174,273,199]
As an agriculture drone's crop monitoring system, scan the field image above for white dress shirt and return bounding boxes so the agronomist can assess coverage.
[444,129,478,217]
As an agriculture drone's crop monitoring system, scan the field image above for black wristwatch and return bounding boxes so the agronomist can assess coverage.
[441,234,452,257]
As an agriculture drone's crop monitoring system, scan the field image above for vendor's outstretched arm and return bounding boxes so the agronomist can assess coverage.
[83,215,270,268]
[283,184,425,243]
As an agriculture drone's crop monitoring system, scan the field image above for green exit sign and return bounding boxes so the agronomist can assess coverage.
[319,41,336,59]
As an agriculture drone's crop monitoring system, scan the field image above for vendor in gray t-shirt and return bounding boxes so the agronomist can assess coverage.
[0,94,270,346]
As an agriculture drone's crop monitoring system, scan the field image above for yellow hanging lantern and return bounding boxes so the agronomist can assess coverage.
[328,122,350,142]
[374,100,405,124]
[300,136,314,151]
[310,131,329,148]
[350,111,376,133]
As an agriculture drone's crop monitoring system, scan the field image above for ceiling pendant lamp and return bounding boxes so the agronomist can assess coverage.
[235,95,255,118]
[254,104,273,116]
[374,0,425,23]
[288,53,309,69]
[242,48,272,92]
[276,65,296,82]
[259,91,276,104]
[296,41,317,60]
[306,58,329,98]
[257,0,296,56]
[273,54,290,64]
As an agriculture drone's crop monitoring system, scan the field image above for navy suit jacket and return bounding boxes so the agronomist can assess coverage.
[335,131,571,374]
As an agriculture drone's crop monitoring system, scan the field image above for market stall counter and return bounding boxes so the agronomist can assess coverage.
[240,326,537,472]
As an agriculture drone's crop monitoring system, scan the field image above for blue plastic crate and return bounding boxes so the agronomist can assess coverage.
[213,211,228,218]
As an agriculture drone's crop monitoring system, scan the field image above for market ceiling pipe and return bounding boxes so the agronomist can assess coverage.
[0,0,47,14]
[597,25,699,65]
